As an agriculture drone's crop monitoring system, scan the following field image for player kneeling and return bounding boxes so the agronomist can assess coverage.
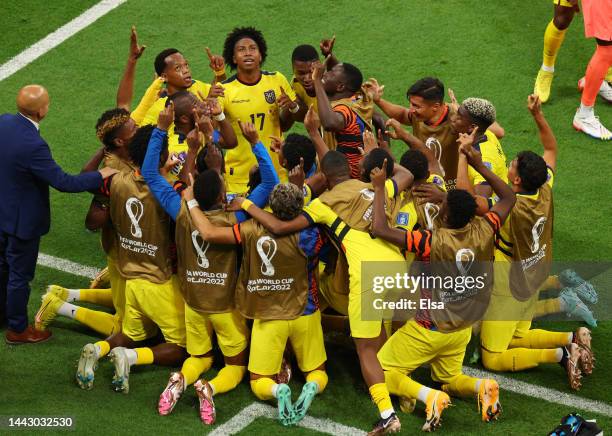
[188,183,328,426]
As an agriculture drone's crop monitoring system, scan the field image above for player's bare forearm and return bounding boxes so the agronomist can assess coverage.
[473,162,515,223]
[371,185,407,248]
[178,149,197,184]
[307,128,330,161]
[279,108,295,132]
[243,203,309,235]
[377,99,411,125]
[116,59,137,111]
[400,130,442,175]
[456,154,474,193]
[314,80,345,131]
[81,147,106,173]
[533,112,557,171]
[189,206,236,244]
[217,119,238,149]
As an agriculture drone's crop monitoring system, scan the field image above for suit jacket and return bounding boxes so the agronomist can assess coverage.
[0,113,102,239]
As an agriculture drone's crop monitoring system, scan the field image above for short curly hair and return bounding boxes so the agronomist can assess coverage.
[446,189,477,229]
[95,108,131,150]
[462,97,496,130]
[223,27,267,70]
[269,183,304,221]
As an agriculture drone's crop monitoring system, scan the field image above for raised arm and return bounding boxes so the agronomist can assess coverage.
[312,57,346,132]
[455,130,490,215]
[141,103,182,220]
[304,104,330,161]
[363,78,411,125]
[116,26,146,111]
[385,118,443,176]
[527,94,557,171]
[370,164,408,248]
[461,141,515,224]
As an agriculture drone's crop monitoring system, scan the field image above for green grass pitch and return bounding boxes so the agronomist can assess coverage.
[0,0,611,434]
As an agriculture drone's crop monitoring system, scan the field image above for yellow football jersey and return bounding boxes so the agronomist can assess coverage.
[139,80,212,127]
[468,130,508,185]
[220,71,296,194]
[291,77,318,113]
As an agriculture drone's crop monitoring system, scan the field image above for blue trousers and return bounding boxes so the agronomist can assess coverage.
[0,230,40,332]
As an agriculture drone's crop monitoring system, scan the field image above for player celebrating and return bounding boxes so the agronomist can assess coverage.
[234,151,413,435]
[220,26,299,193]
[188,183,328,427]
[480,95,594,390]
[142,110,277,423]
[312,57,372,179]
[75,109,187,393]
[370,131,516,430]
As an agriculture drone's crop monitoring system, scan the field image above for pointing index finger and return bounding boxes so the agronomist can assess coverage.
[205,47,214,61]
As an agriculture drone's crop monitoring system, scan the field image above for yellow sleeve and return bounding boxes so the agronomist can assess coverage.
[141,97,167,126]
[546,166,554,188]
[427,174,447,192]
[277,72,297,100]
[193,80,212,100]
[131,79,164,126]
[385,178,398,199]
[302,184,313,205]
[302,199,337,226]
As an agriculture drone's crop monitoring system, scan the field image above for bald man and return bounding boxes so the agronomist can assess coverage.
[0,85,116,344]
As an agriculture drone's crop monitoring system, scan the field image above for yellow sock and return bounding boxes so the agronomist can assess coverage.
[369,383,393,415]
[535,298,562,318]
[74,307,118,336]
[540,275,561,291]
[95,340,111,358]
[606,67,612,83]
[482,348,559,372]
[182,356,214,386]
[441,374,478,397]
[250,377,276,401]
[384,370,422,399]
[209,365,246,395]
[509,329,570,349]
[79,289,114,307]
[306,370,328,393]
[135,347,154,365]
[543,20,567,69]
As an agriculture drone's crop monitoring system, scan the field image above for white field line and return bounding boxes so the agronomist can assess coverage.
[37,253,612,420]
[37,253,99,280]
[208,402,366,436]
[0,0,127,82]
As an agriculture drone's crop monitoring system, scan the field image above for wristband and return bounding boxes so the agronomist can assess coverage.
[241,199,254,211]
[289,102,300,114]
[214,68,225,77]
[214,112,226,122]
[187,199,199,210]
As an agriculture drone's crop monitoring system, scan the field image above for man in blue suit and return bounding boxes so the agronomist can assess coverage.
[0,84,117,344]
